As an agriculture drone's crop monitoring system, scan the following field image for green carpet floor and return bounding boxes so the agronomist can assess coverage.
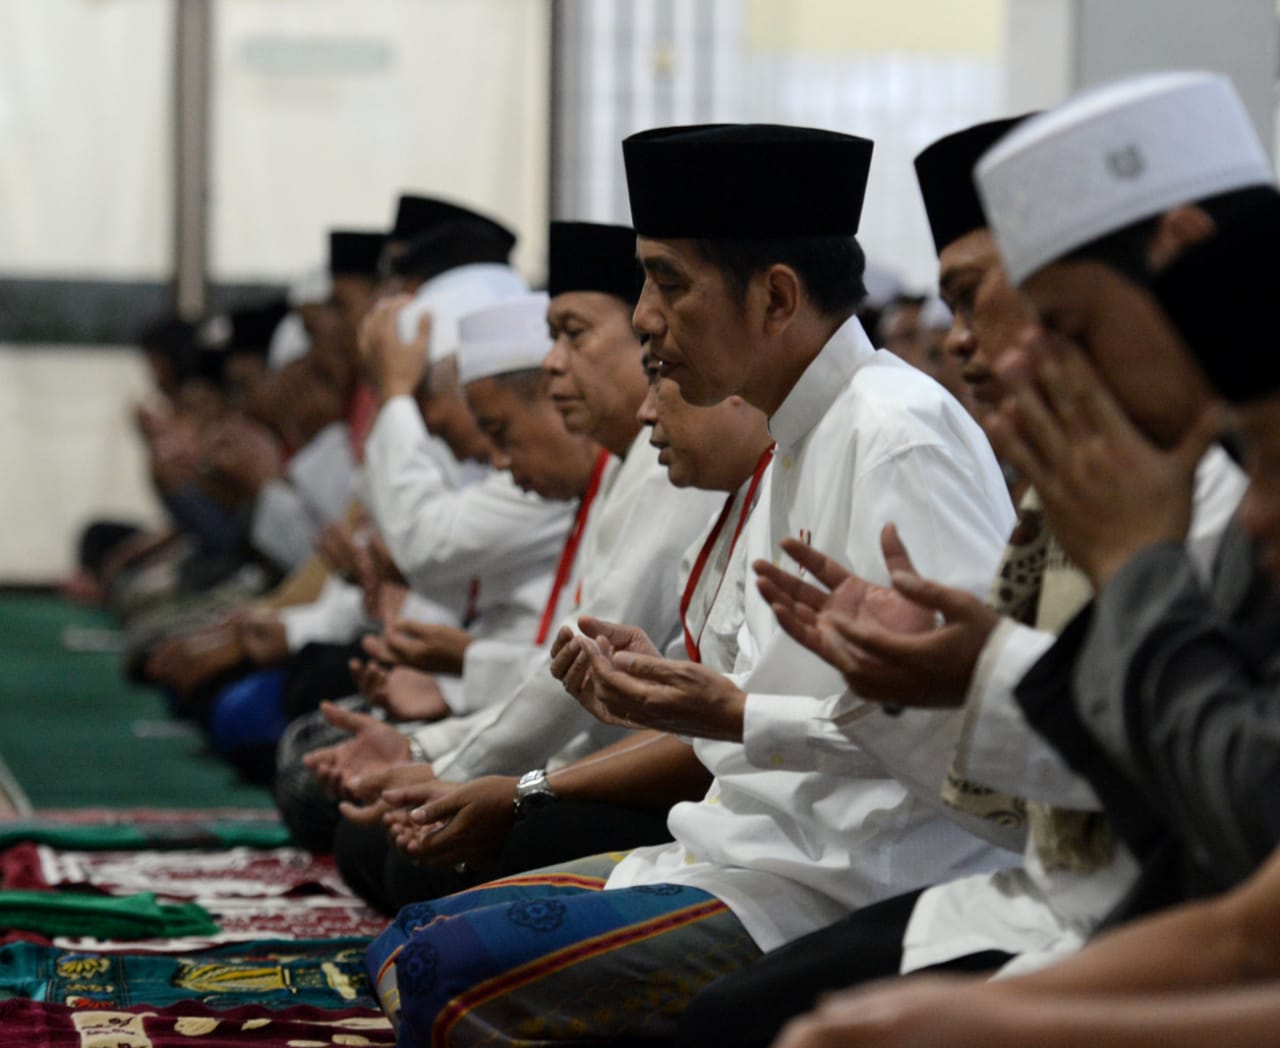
[0,593,272,811]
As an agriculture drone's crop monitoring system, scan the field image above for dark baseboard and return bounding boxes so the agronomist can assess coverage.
[0,278,285,345]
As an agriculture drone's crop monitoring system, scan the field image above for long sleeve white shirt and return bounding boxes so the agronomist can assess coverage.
[607,316,1019,953]
[250,421,356,571]
[424,433,723,780]
[900,446,1247,975]
[363,396,573,632]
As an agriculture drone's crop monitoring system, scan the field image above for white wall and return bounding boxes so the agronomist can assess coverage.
[211,0,552,284]
[0,346,162,583]
[1007,0,1278,156]
[0,1,173,281]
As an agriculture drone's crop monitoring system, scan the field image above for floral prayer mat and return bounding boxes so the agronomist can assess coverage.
[16,845,349,898]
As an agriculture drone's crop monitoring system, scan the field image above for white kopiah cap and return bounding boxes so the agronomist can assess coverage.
[975,70,1274,285]
[457,292,552,386]
[396,264,529,365]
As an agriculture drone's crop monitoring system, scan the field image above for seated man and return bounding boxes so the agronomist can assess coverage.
[336,327,774,914]
[676,110,1247,1047]
[364,124,1017,1046]
[298,222,721,803]
[773,188,1280,1048]
[240,231,382,573]
[974,70,1280,904]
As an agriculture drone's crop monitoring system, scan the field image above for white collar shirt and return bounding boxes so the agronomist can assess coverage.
[607,315,1018,952]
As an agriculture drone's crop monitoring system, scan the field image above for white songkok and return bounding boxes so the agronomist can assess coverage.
[975,70,1274,285]
[457,292,552,387]
[396,264,529,365]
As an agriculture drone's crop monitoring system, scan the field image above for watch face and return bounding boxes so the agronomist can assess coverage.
[513,771,555,819]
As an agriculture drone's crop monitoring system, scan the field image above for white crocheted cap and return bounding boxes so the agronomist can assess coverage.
[975,70,1273,285]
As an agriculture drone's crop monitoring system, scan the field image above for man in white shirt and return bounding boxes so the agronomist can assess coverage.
[365,126,1016,1046]
[342,346,774,914]
[295,225,719,847]
[772,72,1280,1048]
[247,231,383,572]
[678,114,1247,1048]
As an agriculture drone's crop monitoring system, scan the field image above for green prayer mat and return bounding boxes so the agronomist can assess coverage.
[0,593,272,810]
[0,891,217,940]
[0,940,374,1010]
[0,819,290,852]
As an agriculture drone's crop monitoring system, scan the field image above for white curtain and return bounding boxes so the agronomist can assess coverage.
[0,0,174,279]
[0,345,160,582]
[211,0,551,282]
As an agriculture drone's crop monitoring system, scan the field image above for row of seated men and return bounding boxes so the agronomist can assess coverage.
[84,68,1280,1046]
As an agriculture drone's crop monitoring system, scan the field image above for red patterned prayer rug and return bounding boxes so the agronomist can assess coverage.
[1,842,389,951]
[0,998,393,1047]
[27,846,349,898]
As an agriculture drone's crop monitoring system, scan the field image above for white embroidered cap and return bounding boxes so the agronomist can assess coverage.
[975,70,1274,285]
[457,292,552,386]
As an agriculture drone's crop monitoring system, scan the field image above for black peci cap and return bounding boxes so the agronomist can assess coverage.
[390,194,515,246]
[547,221,644,305]
[391,219,517,282]
[228,299,290,355]
[623,124,873,239]
[328,230,387,278]
[914,115,1035,257]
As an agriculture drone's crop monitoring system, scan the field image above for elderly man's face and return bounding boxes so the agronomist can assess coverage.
[636,355,770,491]
[466,375,599,501]
[543,291,648,445]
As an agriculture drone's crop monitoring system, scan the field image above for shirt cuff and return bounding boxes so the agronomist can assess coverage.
[742,691,839,772]
[957,618,1100,808]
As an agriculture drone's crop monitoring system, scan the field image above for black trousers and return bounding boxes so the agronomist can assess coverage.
[674,888,1013,1048]
[334,799,676,915]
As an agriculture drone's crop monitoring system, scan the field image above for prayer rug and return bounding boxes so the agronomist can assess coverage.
[51,897,388,954]
[0,939,375,1010]
[24,846,348,898]
[0,891,217,941]
[0,995,393,1046]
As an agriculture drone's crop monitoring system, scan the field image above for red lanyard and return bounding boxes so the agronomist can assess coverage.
[534,449,613,644]
[680,446,773,662]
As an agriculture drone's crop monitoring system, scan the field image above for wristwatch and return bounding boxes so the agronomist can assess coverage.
[513,769,558,819]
